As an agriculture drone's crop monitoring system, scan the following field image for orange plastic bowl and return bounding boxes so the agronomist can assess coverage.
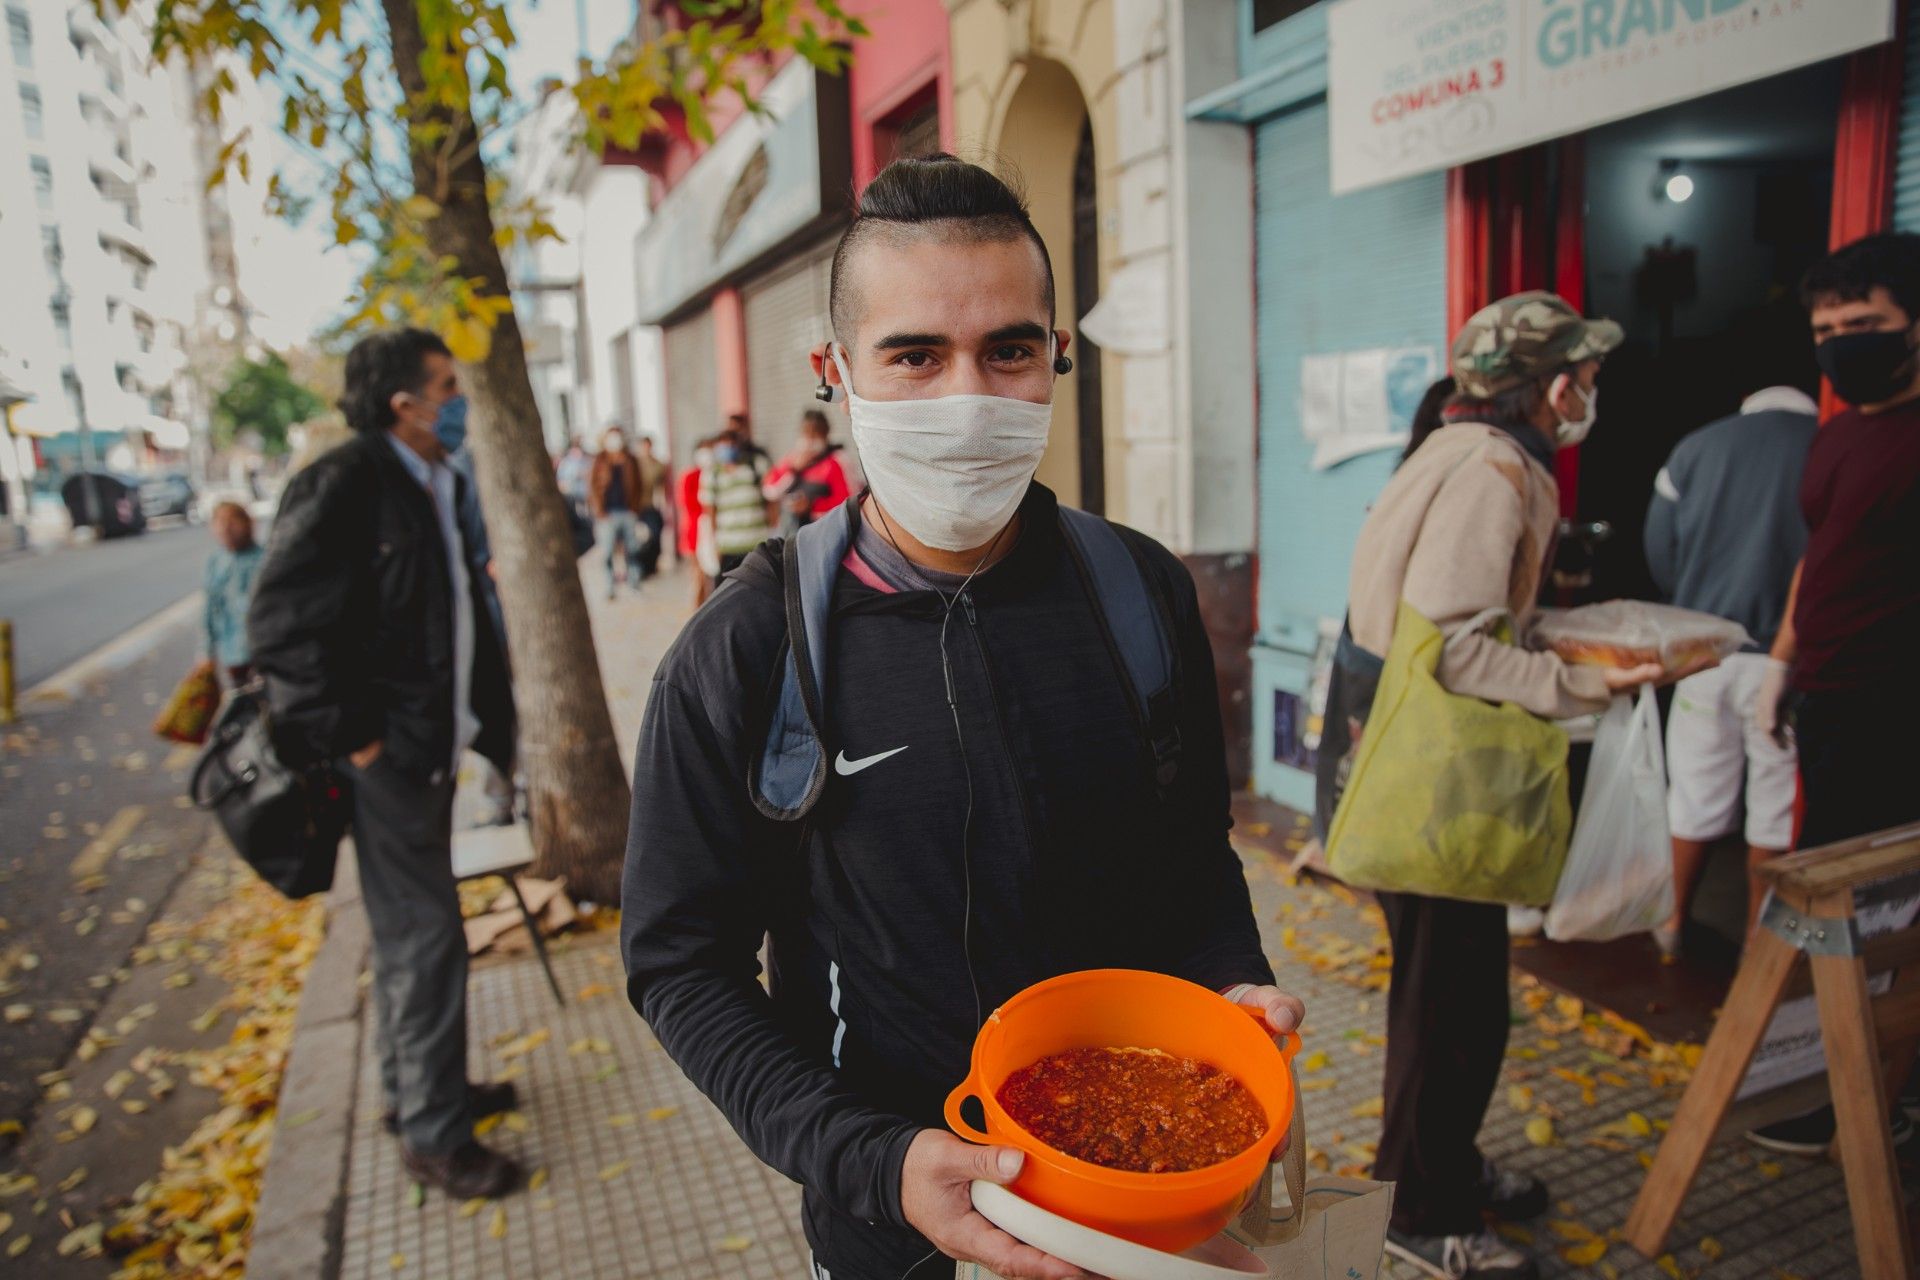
[943,968,1300,1254]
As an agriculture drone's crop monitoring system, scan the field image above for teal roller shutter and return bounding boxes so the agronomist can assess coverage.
[1252,99,1446,652]
[1897,0,1920,231]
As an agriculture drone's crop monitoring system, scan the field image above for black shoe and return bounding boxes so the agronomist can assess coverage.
[1746,1103,1914,1156]
[1385,1226,1538,1279]
[1476,1159,1549,1221]
[383,1079,518,1136]
[401,1139,520,1200]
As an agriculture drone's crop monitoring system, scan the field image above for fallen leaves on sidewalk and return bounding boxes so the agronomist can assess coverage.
[57,865,327,1278]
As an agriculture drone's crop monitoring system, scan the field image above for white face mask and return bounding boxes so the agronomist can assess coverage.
[1550,375,1598,448]
[831,340,1055,552]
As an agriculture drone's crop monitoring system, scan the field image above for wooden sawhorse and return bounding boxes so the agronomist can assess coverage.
[1625,822,1920,1279]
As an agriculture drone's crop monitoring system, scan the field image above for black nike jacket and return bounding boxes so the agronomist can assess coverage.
[619,484,1275,1278]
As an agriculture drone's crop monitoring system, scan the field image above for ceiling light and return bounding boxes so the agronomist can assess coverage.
[1664,172,1694,203]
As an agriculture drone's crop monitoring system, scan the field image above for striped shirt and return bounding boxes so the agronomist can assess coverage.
[700,460,769,556]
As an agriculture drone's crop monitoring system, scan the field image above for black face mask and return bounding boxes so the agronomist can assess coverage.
[1815,329,1916,406]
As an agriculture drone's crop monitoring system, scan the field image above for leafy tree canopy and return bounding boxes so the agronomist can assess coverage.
[211,352,329,454]
[103,0,866,358]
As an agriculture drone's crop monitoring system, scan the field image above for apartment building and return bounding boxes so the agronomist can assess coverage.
[0,0,207,510]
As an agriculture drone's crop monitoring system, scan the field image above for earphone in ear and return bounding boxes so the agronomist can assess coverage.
[814,344,843,403]
[1052,354,1074,375]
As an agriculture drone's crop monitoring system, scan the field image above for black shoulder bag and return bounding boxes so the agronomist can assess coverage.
[189,687,351,899]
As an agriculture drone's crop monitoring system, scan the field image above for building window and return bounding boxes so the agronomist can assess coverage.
[1251,0,1314,32]
[6,8,29,67]
[891,99,940,163]
[874,90,940,171]
[50,298,71,347]
[19,83,41,139]
[30,155,51,209]
[61,367,84,422]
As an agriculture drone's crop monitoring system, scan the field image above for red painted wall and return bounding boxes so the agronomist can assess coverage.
[712,286,750,418]
[847,0,954,192]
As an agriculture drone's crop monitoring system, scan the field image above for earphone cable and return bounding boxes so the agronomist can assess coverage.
[870,496,1007,1033]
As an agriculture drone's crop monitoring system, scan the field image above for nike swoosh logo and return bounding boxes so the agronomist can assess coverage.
[834,746,909,776]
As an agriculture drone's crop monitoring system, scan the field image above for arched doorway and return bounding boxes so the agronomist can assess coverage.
[992,57,1103,511]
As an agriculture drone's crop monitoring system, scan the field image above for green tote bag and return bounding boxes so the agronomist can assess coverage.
[1324,600,1571,906]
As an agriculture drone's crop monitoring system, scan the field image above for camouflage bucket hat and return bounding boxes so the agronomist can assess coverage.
[1450,291,1624,398]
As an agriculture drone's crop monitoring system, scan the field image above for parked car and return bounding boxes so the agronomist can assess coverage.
[138,471,197,522]
[60,472,146,538]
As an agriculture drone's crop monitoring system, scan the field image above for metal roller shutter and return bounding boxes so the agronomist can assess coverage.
[743,240,837,454]
[662,307,718,475]
[1896,0,1920,231]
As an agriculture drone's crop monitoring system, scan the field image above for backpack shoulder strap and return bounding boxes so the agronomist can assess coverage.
[1056,507,1183,791]
[750,503,856,822]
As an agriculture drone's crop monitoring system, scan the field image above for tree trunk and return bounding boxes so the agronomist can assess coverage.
[381,0,632,902]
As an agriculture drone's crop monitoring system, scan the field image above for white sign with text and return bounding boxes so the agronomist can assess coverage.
[1326,0,1895,195]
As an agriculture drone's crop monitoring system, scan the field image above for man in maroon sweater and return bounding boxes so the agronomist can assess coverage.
[1749,232,1920,1156]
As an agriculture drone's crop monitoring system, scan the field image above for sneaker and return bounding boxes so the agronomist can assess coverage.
[1746,1103,1914,1156]
[1506,906,1544,938]
[401,1138,520,1200]
[1385,1225,1538,1279]
[383,1079,518,1136]
[1475,1160,1549,1221]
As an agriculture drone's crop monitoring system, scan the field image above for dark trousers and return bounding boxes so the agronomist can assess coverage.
[1373,890,1510,1235]
[1795,686,1920,850]
[349,755,470,1156]
[637,506,664,577]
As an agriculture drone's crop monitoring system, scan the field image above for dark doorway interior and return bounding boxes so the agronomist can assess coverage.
[1072,117,1105,516]
[1578,60,1842,605]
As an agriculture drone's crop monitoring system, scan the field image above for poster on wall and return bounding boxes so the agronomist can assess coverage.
[1300,346,1439,469]
[1325,0,1895,196]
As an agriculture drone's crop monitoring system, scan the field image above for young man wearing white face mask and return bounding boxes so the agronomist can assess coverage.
[620,155,1304,1280]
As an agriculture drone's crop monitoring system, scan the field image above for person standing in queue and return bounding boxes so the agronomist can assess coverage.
[1642,375,1815,954]
[1744,233,1920,1156]
[588,425,645,599]
[248,329,520,1200]
[1332,293,1670,1280]
[621,155,1302,1280]
[698,422,773,576]
[764,408,854,538]
[202,501,265,688]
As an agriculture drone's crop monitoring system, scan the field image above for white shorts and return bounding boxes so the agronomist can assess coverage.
[1665,652,1798,849]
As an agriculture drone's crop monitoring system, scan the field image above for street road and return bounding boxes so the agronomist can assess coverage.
[0,612,217,1134]
[0,524,209,688]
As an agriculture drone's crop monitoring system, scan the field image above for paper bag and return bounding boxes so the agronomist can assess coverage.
[957,1062,1392,1280]
[1228,1165,1393,1280]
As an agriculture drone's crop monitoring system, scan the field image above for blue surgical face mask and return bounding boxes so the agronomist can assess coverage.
[432,394,469,452]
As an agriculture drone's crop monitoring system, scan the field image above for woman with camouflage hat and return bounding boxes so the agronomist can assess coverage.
[1327,291,1667,1280]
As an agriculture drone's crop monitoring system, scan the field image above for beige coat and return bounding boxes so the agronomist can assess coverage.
[1347,422,1611,720]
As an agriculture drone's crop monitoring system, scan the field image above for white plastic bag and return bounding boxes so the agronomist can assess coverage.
[1545,687,1674,942]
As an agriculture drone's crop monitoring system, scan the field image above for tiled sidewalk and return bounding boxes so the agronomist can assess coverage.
[329,566,1887,1280]
[335,936,806,1280]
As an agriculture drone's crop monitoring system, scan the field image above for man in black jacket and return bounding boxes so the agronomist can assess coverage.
[622,156,1299,1280]
[249,329,521,1199]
